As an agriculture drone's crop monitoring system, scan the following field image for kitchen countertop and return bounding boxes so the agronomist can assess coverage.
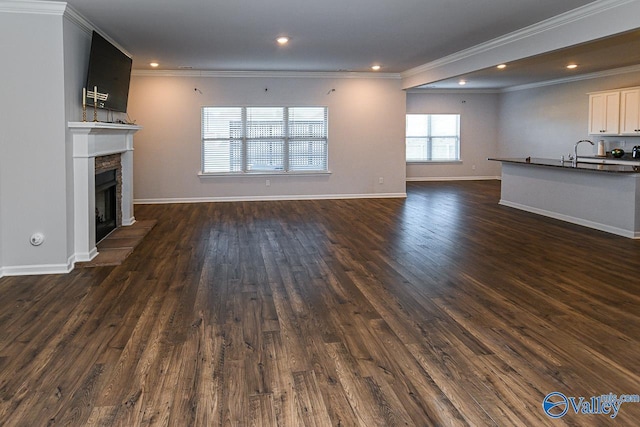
[489,157,640,174]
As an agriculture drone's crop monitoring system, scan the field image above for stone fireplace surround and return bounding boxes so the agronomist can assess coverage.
[69,122,141,262]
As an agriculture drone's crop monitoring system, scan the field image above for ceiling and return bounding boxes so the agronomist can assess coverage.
[34,0,640,90]
[49,0,598,74]
[418,28,640,90]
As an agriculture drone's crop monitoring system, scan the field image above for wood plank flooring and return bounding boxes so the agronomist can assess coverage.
[1,180,639,426]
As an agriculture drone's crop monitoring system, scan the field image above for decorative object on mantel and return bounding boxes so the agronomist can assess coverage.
[82,87,87,122]
[85,86,109,122]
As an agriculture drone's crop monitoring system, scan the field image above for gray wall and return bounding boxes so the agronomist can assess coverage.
[63,16,92,262]
[0,8,90,275]
[406,91,501,180]
[128,74,407,202]
[406,71,640,181]
[0,12,68,272]
[498,72,640,159]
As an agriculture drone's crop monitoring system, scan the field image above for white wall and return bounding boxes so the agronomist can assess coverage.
[128,74,407,202]
[405,91,501,180]
[498,72,640,159]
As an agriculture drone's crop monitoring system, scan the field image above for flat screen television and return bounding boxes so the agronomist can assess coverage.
[85,31,132,113]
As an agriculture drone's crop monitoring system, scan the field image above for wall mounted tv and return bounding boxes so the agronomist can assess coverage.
[85,31,132,113]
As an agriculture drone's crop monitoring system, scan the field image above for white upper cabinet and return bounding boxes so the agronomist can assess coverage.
[620,88,640,135]
[588,91,620,135]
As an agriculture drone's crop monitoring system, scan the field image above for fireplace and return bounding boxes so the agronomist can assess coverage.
[94,153,123,243]
[95,169,118,242]
[69,122,140,262]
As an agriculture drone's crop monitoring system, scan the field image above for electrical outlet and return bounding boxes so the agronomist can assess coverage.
[30,233,45,246]
[266,179,271,187]
[472,165,476,170]
[378,177,384,184]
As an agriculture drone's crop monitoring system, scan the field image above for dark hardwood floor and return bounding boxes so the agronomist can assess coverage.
[1,181,639,426]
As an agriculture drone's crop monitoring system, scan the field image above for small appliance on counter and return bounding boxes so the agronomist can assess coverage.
[611,148,625,158]
[633,146,640,159]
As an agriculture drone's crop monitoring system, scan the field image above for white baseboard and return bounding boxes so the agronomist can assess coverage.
[0,254,75,277]
[499,200,639,239]
[74,247,99,263]
[122,217,136,226]
[406,176,501,182]
[135,192,407,204]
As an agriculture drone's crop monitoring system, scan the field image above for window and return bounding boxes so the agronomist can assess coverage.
[406,114,460,162]
[202,106,328,174]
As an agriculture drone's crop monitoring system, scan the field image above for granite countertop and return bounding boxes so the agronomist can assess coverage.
[580,154,640,163]
[488,157,640,174]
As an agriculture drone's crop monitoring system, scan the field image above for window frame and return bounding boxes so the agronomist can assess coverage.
[405,113,461,163]
[201,106,329,176]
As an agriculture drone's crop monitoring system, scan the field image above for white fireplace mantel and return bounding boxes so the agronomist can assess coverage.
[68,122,142,262]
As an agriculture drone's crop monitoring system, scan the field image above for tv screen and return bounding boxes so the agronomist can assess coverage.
[85,31,132,113]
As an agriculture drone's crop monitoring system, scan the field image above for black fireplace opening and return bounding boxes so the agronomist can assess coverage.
[95,169,117,242]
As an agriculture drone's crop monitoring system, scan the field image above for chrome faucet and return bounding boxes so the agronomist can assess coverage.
[573,140,594,165]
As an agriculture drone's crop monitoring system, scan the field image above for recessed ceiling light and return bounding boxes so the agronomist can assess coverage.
[459,80,467,86]
[497,64,507,69]
[371,65,381,71]
[150,62,159,68]
[276,36,289,45]
[566,64,578,69]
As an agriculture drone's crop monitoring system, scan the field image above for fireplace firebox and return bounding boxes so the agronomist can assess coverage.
[95,169,117,242]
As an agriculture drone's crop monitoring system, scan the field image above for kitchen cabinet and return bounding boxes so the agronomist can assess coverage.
[620,88,640,135]
[588,91,620,135]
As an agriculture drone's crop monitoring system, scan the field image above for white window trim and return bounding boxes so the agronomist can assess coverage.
[407,160,463,164]
[198,171,332,178]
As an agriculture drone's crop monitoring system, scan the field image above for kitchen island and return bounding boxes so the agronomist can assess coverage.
[489,157,640,238]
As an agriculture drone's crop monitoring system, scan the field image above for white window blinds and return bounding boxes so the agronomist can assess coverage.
[202,106,328,174]
[202,107,243,173]
[288,107,328,171]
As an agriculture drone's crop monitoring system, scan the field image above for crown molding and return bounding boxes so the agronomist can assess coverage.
[62,4,132,58]
[132,69,401,79]
[502,63,640,93]
[401,0,637,79]
[0,1,132,58]
[0,0,66,14]
[406,88,501,95]
[62,4,92,35]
